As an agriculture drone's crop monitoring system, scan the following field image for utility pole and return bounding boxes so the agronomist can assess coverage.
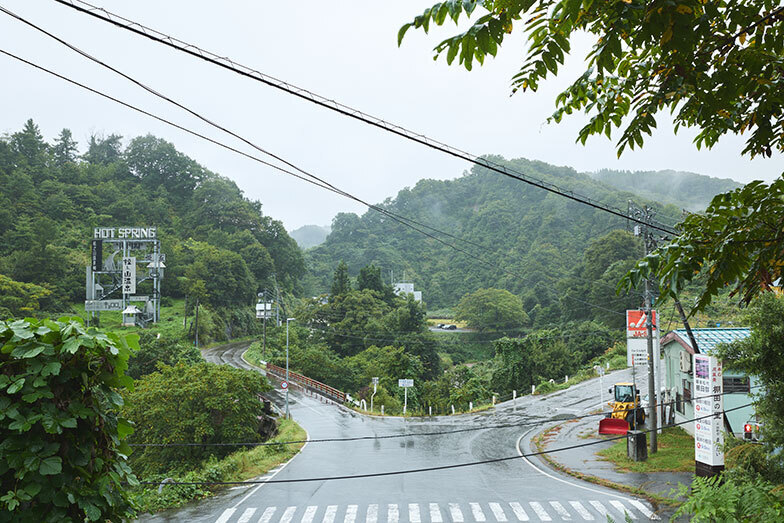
[194,297,199,349]
[630,202,659,453]
[285,317,295,419]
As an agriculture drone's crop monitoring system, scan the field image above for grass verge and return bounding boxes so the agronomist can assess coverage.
[596,426,695,473]
[131,418,306,515]
[531,423,680,509]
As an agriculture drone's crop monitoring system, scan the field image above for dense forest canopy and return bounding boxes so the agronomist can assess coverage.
[306,156,722,327]
[0,119,304,315]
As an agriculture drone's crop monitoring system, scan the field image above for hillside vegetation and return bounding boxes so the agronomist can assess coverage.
[0,120,303,339]
[306,157,714,327]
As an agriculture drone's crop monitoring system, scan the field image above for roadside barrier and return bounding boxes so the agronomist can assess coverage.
[266,363,347,403]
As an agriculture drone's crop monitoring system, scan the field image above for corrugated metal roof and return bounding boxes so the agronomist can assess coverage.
[672,328,751,354]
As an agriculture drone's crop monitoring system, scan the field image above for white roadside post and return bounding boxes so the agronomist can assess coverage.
[285,317,295,419]
[370,377,379,413]
[398,378,413,415]
[594,365,605,409]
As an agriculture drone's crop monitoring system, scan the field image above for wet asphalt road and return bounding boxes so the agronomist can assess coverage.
[138,346,657,522]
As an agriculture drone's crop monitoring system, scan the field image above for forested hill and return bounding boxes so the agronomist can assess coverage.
[0,119,303,316]
[290,224,331,249]
[306,157,731,327]
[589,168,741,211]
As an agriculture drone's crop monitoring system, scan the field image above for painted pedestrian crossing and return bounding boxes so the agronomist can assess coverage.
[214,499,658,522]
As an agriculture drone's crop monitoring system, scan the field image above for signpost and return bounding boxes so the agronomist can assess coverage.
[371,377,379,412]
[694,354,724,477]
[122,257,136,295]
[398,378,414,414]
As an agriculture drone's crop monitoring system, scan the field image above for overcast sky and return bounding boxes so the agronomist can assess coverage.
[2,1,781,230]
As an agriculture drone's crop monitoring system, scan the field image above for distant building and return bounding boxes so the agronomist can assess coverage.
[661,328,756,438]
[394,282,422,302]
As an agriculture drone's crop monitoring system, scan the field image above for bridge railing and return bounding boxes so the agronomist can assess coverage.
[265,363,347,403]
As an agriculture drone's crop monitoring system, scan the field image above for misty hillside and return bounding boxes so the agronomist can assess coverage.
[290,224,331,249]
[588,168,741,211]
[305,157,737,325]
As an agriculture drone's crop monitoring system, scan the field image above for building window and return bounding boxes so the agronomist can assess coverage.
[723,376,751,393]
[675,392,684,414]
[683,379,692,404]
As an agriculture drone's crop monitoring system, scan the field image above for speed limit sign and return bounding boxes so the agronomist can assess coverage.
[281,381,288,390]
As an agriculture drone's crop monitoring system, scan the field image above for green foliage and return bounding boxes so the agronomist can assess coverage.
[122,362,271,476]
[623,178,784,313]
[126,331,203,379]
[330,261,351,298]
[0,120,304,315]
[673,474,784,522]
[306,157,691,322]
[0,317,138,521]
[455,287,528,332]
[131,418,305,514]
[400,1,784,158]
[0,274,51,318]
[718,293,784,473]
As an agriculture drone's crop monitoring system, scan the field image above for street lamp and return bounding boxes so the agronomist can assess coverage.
[285,317,295,419]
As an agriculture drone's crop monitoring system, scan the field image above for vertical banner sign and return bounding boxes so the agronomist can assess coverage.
[693,354,724,466]
[626,310,658,366]
[91,240,102,272]
[122,257,136,295]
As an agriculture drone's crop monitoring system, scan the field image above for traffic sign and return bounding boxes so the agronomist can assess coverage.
[398,379,414,388]
[281,381,288,390]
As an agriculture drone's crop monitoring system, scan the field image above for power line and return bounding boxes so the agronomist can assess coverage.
[51,0,680,237]
[136,402,752,485]
[0,41,632,322]
[128,385,762,448]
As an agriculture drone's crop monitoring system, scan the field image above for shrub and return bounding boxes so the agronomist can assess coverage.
[123,363,271,476]
[0,317,138,521]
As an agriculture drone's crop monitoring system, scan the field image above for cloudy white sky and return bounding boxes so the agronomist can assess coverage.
[1,1,781,230]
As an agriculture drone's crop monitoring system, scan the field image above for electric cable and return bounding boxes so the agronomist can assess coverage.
[0,44,633,322]
[128,385,762,448]
[50,0,680,236]
[134,402,753,485]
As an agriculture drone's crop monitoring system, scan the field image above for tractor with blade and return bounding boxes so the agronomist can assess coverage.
[599,382,646,435]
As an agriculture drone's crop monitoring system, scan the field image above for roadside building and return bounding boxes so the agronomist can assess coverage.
[394,282,422,302]
[661,327,756,438]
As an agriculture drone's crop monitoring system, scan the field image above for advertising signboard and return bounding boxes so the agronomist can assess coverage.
[91,240,102,272]
[694,354,724,467]
[84,299,123,312]
[626,310,658,338]
[122,257,136,295]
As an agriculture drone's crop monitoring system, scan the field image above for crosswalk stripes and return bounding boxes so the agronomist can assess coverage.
[236,507,256,523]
[322,505,337,523]
[430,503,443,523]
[213,499,656,522]
[568,502,592,521]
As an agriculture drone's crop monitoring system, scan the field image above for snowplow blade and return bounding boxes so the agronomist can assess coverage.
[599,418,629,435]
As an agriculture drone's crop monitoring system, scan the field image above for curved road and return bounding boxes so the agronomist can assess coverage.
[140,344,658,522]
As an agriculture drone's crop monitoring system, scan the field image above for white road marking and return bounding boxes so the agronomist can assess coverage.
[508,502,529,521]
[628,499,660,520]
[258,506,277,523]
[516,430,634,502]
[588,501,609,519]
[549,501,571,520]
[236,508,256,523]
[366,504,378,523]
[408,503,421,523]
[344,504,358,523]
[280,506,297,523]
[215,508,235,523]
[430,503,443,523]
[322,505,337,523]
[609,500,636,519]
[489,502,508,521]
[449,503,464,522]
[387,504,399,523]
[230,437,310,510]
[529,502,551,521]
[568,501,593,520]
[302,506,318,523]
[470,502,487,521]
